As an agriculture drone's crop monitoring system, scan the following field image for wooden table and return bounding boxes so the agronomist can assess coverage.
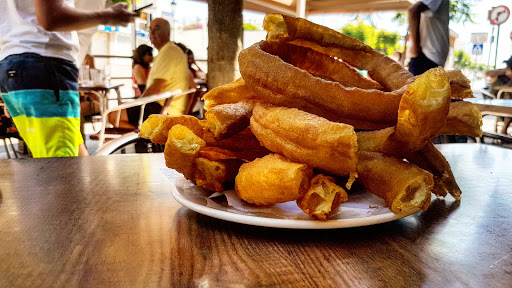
[0,143,511,287]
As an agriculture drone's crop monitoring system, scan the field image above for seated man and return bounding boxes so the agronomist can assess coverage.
[109,18,190,129]
[484,56,512,134]
[484,56,512,95]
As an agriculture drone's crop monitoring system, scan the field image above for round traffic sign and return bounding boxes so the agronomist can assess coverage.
[489,5,510,26]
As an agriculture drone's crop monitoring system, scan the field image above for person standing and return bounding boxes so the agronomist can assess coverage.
[0,0,135,157]
[407,0,450,76]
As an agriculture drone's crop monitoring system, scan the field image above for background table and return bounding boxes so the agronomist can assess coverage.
[0,144,511,287]
[468,98,512,118]
[468,98,512,141]
[79,83,124,111]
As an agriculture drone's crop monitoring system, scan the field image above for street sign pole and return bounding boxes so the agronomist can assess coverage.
[488,5,510,68]
[494,25,500,69]
[487,24,494,70]
[472,53,477,83]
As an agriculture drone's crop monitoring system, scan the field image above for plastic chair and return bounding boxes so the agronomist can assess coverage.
[184,85,207,118]
[92,86,208,155]
[92,131,139,155]
[95,88,196,148]
[80,90,104,134]
[1,136,18,159]
[493,87,512,132]
[480,88,496,100]
[496,86,512,100]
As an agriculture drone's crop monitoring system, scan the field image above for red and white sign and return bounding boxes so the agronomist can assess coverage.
[489,5,510,26]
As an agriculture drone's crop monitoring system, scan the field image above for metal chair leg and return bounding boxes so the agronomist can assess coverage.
[8,138,18,158]
[2,138,11,159]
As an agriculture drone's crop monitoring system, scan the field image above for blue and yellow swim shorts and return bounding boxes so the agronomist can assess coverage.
[0,53,83,158]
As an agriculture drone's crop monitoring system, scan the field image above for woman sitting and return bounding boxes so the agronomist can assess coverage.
[186,49,206,81]
[132,44,152,96]
[108,44,160,129]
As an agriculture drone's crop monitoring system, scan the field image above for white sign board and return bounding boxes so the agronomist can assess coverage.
[472,44,483,55]
[471,33,488,44]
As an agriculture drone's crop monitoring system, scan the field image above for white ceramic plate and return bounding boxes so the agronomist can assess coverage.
[167,170,419,229]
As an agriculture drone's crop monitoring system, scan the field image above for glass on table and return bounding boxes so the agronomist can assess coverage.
[79,65,93,86]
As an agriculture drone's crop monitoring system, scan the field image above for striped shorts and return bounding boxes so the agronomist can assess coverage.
[0,53,83,158]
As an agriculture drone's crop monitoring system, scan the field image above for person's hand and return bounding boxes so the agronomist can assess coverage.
[3,105,11,118]
[103,3,137,27]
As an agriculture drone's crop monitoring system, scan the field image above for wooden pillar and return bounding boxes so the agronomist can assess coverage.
[207,0,243,89]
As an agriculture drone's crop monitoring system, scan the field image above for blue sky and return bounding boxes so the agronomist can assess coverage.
[172,0,512,68]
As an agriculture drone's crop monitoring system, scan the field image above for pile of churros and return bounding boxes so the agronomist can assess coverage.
[139,14,482,221]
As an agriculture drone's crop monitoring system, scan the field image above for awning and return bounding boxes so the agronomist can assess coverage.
[242,0,416,16]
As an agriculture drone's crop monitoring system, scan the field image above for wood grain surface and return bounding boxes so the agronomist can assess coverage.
[0,144,511,288]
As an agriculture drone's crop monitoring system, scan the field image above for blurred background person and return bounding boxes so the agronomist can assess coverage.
[391,51,403,66]
[108,18,189,129]
[484,56,512,95]
[0,0,135,157]
[132,44,154,96]
[121,44,158,129]
[407,0,450,76]
[175,43,202,87]
[145,19,189,115]
[79,53,99,123]
[83,54,96,69]
[108,44,158,129]
[484,56,512,135]
[186,49,206,81]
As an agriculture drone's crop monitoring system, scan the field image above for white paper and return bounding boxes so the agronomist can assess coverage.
[162,168,393,221]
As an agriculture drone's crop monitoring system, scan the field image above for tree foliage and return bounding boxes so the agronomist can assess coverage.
[342,21,374,44]
[109,0,136,8]
[243,23,260,31]
[376,31,401,55]
[341,21,401,55]
[111,0,131,4]
[449,0,478,23]
[453,49,473,69]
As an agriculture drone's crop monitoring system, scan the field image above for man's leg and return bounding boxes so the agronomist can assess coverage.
[0,54,84,157]
[501,118,511,134]
[79,143,89,156]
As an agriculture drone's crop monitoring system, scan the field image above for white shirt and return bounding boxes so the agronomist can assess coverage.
[0,0,80,63]
[419,0,450,67]
[76,0,106,66]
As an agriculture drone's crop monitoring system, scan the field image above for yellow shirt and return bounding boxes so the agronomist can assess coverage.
[147,42,190,115]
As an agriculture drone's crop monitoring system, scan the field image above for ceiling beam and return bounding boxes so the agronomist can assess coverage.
[244,0,296,15]
[194,0,416,15]
[308,1,413,14]
[308,0,394,9]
